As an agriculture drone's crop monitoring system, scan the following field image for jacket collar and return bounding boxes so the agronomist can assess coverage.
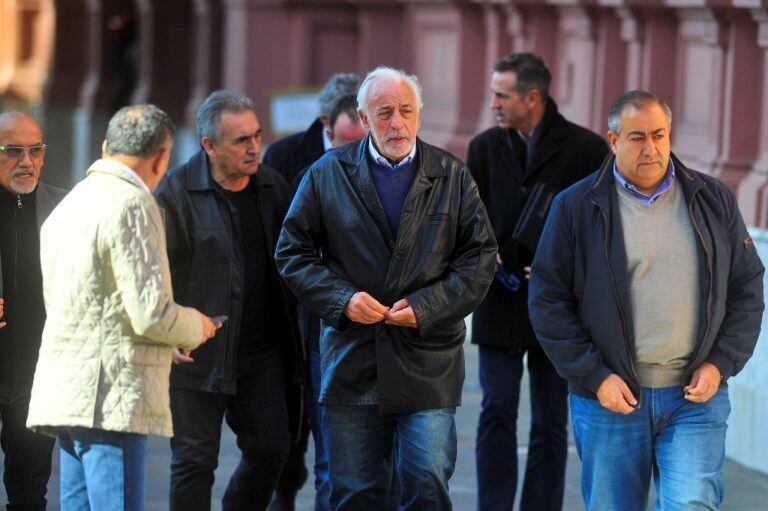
[586,152,704,211]
[184,149,275,192]
[338,135,446,178]
[86,158,151,195]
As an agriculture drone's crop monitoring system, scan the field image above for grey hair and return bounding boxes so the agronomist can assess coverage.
[357,67,424,116]
[318,73,361,117]
[196,90,256,143]
[608,90,672,135]
[104,104,175,157]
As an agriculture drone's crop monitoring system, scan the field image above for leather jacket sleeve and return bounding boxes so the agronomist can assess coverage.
[275,169,358,331]
[406,169,497,337]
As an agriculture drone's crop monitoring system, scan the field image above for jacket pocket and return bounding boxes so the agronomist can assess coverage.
[425,213,453,255]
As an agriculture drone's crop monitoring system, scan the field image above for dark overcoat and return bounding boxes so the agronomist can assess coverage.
[467,99,607,350]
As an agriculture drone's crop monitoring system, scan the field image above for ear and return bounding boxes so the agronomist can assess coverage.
[101,139,108,156]
[357,109,372,132]
[201,137,215,158]
[607,131,619,155]
[326,127,335,143]
[153,146,172,176]
[526,89,542,107]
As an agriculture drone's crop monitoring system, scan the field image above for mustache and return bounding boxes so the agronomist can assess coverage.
[11,168,36,177]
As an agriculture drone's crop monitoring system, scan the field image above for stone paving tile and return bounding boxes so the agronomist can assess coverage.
[4,341,768,510]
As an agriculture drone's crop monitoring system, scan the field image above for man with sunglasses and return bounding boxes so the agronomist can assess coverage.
[0,111,66,510]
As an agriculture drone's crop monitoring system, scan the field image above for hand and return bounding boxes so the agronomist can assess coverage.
[385,298,418,329]
[172,347,194,365]
[684,362,721,403]
[344,292,389,324]
[200,313,220,343]
[523,266,531,280]
[596,374,638,414]
[0,298,5,329]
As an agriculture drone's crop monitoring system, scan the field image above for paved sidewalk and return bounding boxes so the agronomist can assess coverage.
[5,340,768,510]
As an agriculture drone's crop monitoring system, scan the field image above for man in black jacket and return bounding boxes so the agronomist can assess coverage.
[276,67,497,510]
[155,91,303,511]
[0,112,66,510]
[263,72,360,185]
[467,53,607,511]
[529,91,764,510]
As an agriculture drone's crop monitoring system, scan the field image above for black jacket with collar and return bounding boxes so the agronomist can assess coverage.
[263,118,325,185]
[529,154,765,403]
[154,151,303,400]
[0,183,66,383]
[467,99,607,350]
[275,137,497,414]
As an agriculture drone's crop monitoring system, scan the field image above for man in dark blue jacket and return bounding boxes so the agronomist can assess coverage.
[529,90,764,510]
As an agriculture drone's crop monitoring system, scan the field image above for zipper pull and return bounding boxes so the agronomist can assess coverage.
[16,195,22,209]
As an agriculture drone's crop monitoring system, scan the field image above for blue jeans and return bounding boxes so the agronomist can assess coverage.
[58,427,148,511]
[476,346,568,511]
[322,406,456,510]
[309,349,331,511]
[571,386,730,511]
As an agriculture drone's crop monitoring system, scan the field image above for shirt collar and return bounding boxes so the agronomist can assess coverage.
[368,138,417,170]
[109,159,151,194]
[613,160,675,205]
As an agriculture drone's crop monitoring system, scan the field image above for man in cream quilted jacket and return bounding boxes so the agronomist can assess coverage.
[27,104,219,510]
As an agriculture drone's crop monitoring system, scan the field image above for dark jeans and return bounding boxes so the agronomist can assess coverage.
[169,347,291,511]
[476,345,568,511]
[323,406,456,510]
[0,380,55,511]
[308,350,330,511]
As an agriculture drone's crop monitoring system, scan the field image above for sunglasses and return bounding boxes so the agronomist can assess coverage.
[0,144,47,161]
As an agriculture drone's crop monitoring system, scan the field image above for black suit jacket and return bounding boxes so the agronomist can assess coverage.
[467,99,608,350]
[263,118,326,185]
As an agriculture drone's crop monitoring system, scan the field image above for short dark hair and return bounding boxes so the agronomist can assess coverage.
[104,104,175,157]
[196,90,256,143]
[329,94,360,134]
[493,53,551,100]
[319,73,360,117]
[608,90,672,135]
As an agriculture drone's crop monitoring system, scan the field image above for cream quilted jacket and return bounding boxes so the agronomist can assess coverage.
[27,159,203,438]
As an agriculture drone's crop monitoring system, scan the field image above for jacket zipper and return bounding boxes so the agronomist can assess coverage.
[13,195,21,296]
[686,189,713,375]
[597,202,642,404]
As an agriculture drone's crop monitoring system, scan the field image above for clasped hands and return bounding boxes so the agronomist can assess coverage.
[344,291,417,329]
[596,362,722,414]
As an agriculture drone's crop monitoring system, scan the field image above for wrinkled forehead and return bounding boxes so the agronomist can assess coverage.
[0,113,43,145]
[368,79,417,108]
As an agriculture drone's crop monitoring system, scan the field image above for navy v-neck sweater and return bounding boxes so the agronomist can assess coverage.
[368,153,418,237]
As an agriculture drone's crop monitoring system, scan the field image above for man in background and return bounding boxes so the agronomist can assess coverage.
[0,111,65,510]
[467,53,606,511]
[263,72,360,185]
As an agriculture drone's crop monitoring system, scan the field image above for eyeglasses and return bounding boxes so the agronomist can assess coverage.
[0,144,47,161]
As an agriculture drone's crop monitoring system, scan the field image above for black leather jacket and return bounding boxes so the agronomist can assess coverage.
[154,151,303,397]
[275,137,497,414]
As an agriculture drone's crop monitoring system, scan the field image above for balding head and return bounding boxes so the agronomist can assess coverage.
[0,112,45,194]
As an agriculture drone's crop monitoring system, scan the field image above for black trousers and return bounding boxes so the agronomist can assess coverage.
[0,380,55,511]
[476,345,569,511]
[169,347,291,511]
